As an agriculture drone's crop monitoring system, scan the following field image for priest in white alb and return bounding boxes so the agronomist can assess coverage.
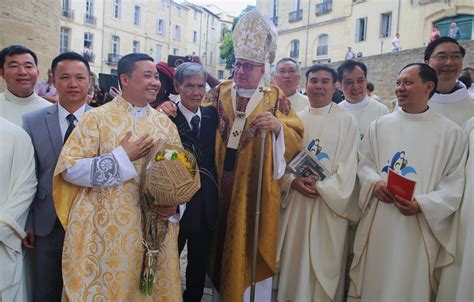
[0,117,37,302]
[349,63,467,301]
[277,64,359,301]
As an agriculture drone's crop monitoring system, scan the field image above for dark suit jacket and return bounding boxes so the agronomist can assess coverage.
[171,106,218,232]
[22,103,92,236]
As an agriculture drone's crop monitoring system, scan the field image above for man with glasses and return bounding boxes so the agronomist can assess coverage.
[273,57,308,112]
[203,9,303,302]
[424,37,474,127]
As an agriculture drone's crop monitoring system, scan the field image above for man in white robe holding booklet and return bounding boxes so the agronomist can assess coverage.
[348,63,467,301]
[276,64,360,301]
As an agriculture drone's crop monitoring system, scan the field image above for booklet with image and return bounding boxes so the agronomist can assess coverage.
[287,149,331,182]
[387,168,416,201]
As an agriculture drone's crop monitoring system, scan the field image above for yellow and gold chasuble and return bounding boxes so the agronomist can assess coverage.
[204,80,303,301]
[53,96,183,302]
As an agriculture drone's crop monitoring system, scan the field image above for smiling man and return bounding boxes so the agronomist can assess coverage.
[52,53,184,300]
[337,60,389,140]
[0,44,49,125]
[425,37,474,127]
[349,63,467,301]
[273,57,308,112]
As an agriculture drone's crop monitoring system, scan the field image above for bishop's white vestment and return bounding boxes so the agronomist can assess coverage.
[0,90,50,126]
[277,103,359,301]
[436,117,474,302]
[349,108,468,301]
[0,117,37,302]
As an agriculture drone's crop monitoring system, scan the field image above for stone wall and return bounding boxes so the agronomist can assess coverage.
[302,40,474,102]
[0,0,60,91]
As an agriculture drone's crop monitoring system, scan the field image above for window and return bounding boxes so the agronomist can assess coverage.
[317,34,328,56]
[113,0,120,18]
[173,48,179,55]
[62,0,73,18]
[134,6,141,26]
[86,0,94,17]
[316,0,332,16]
[155,44,162,62]
[60,27,70,53]
[290,40,300,59]
[159,0,164,10]
[209,51,213,65]
[133,40,140,53]
[194,10,198,20]
[84,32,94,48]
[211,16,215,27]
[62,0,70,11]
[380,12,392,37]
[218,70,224,80]
[193,31,197,43]
[174,25,181,41]
[176,7,181,17]
[112,35,120,54]
[156,19,165,35]
[356,17,368,42]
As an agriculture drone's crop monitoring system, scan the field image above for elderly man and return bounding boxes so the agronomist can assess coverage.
[52,53,184,300]
[202,10,303,302]
[349,63,467,301]
[0,117,36,302]
[277,64,359,302]
[273,57,308,112]
[337,60,389,140]
[170,62,219,302]
[0,45,49,125]
[424,37,474,127]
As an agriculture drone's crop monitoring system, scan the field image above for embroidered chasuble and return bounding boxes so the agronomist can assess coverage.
[203,80,303,301]
[436,117,474,302]
[0,117,37,302]
[349,108,468,301]
[277,104,359,301]
[52,97,183,301]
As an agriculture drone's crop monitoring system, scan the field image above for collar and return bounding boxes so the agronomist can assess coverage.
[58,102,87,122]
[236,87,256,98]
[395,106,433,121]
[4,89,40,105]
[340,96,369,109]
[431,81,470,104]
[307,102,333,115]
[115,95,150,115]
[178,102,201,124]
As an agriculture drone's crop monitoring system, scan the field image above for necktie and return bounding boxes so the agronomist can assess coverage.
[190,115,200,138]
[64,113,76,143]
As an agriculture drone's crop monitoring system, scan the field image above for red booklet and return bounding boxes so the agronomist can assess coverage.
[387,168,416,201]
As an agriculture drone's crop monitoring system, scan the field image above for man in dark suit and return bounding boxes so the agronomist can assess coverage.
[22,52,93,302]
[170,62,219,302]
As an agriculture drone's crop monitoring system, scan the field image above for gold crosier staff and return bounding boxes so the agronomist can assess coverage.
[250,32,276,302]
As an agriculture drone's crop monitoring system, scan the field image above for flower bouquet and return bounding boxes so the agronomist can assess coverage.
[139,144,200,295]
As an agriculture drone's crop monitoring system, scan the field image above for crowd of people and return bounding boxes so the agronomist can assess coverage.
[0,8,473,302]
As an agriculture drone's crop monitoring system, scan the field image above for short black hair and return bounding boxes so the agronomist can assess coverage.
[305,64,337,83]
[336,60,367,82]
[118,53,154,87]
[0,44,38,68]
[424,37,465,61]
[399,63,438,98]
[51,52,91,76]
[367,82,375,92]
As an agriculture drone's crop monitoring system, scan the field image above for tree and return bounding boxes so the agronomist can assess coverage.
[219,5,256,71]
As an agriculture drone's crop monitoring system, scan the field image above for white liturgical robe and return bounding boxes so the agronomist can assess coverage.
[349,108,467,301]
[277,103,359,301]
[436,117,474,302]
[288,91,309,113]
[0,90,50,126]
[0,117,37,302]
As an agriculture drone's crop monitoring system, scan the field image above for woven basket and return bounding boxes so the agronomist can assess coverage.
[143,148,200,206]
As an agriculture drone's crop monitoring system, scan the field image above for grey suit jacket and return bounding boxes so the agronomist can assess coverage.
[22,103,91,236]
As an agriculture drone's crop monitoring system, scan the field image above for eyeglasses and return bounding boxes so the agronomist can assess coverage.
[276,69,298,76]
[232,62,263,72]
[430,53,463,62]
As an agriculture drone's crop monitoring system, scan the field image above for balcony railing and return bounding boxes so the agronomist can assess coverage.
[84,14,97,25]
[288,9,303,23]
[83,51,95,63]
[316,1,332,16]
[317,45,328,56]
[62,9,75,20]
[107,53,122,65]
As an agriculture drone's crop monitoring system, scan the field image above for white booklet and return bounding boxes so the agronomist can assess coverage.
[287,149,331,182]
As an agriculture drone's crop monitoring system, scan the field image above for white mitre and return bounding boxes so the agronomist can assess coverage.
[233,9,278,66]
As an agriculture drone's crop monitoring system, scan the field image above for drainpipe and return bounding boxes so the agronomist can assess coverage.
[304,0,311,67]
[100,0,105,73]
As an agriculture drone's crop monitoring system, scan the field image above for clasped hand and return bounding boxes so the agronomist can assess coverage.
[291,177,319,199]
[373,180,420,216]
